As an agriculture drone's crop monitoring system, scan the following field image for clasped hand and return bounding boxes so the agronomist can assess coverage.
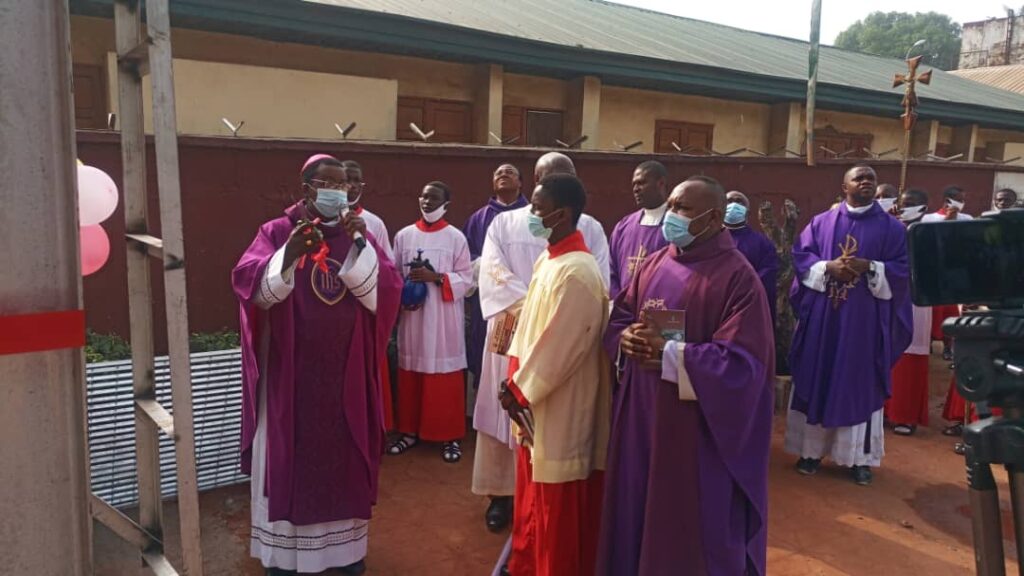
[825,256,870,284]
[620,322,667,368]
[407,267,442,284]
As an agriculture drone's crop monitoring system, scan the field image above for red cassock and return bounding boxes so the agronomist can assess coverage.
[885,354,930,426]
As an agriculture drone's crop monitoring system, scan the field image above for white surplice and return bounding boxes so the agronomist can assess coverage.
[393,222,474,374]
[471,207,608,494]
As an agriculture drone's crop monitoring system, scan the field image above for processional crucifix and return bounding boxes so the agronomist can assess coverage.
[893,55,933,193]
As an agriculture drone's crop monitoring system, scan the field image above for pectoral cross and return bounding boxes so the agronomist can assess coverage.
[627,244,648,276]
[893,55,932,193]
[827,234,859,309]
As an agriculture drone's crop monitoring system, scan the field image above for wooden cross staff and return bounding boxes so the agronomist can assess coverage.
[893,55,932,193]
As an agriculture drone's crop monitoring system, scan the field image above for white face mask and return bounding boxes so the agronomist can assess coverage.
[947,198,965,211]
[899,205,926,222]
[421,203,448,224]
[877,197,896,212]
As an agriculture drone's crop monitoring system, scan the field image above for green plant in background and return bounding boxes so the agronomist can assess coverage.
[84,329,242,362]
[85,330,132,363]
[189,329,241,353]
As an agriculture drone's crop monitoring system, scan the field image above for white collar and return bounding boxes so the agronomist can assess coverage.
[640,203,668,226]
[845,202,872,214]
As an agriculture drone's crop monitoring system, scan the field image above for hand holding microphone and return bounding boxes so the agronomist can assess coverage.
[341,206,368,250]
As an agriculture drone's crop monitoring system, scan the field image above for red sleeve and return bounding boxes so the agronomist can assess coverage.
[506,356,529,406]
[440,273,454,302]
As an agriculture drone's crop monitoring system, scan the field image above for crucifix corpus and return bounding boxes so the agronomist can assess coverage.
[892,55,933,193]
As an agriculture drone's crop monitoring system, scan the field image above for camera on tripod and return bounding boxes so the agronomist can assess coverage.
[908,207,1024,576]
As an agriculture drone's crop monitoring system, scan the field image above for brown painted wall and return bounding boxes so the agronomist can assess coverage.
[76,131,1006,350]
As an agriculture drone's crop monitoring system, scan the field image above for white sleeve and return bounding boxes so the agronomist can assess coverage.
[443,236,475,301]
[338,243,380,314]
[254,245,298,310]
[800,261,828,293]
[479,224,530,319]
[867,261,892,300]
[465,257,481,298]
[660,341,696,401]
[583,219,612,292]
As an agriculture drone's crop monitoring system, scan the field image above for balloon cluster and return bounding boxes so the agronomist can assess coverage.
[77,160,119,276]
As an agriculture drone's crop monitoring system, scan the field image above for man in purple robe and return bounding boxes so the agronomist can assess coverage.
[598,175,774,576]
[725,190,779,324]
[784,165,912,486]
[608,160,670,296]
[232,154,402,575]
[463,163,528,385]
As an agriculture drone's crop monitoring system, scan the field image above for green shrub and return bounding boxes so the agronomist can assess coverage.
[189,330,241,353]
[84,329,242,362]
[85,330,132,363]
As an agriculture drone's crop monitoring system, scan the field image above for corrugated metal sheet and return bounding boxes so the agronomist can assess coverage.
[305,0,1024,112]
[951,65,1024,95]
[87,350,247,508]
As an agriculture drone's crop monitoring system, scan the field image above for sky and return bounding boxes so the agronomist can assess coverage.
[607,1,1018,43]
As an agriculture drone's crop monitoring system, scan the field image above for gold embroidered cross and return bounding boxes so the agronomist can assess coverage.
[827,234,859,309]
[627,244,648,276]
[487,262,510,287]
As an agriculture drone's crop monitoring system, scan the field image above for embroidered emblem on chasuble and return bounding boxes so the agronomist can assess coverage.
[627,244,648,276]
[642,297,667,312]
[311,257,348,305]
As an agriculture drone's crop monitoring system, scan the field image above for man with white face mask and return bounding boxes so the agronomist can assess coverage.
[390,181,474,463]
[725,190,779,324]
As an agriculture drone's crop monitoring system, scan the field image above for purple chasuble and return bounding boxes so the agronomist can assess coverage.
[729,226,780,324]
[232,202,402,525]
[788,202,913,427]
[598,232,774,576]
[609,208,669,297]
[462,195,528,380]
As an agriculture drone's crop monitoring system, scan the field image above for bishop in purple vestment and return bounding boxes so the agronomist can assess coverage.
[784,165,912,486]
[725,190,779,323]
[599,176,774,576]
[608,160,670,297]
[462,163,528,383]
[232,155,402,573]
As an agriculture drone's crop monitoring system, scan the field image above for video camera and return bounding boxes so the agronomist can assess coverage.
[907,207,1024,576]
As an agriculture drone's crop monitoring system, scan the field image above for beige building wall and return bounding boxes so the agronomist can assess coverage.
[503,73,569,110]
[598,86,771,154]
[105,56,398,139]
[72,15,476,102]
[800,109,905,155]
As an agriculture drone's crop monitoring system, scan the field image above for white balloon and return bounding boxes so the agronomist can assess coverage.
[78,165,119,225]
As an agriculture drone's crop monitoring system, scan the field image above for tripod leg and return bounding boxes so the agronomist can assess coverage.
[969,456,1006,576]
[1008,465,1024,576]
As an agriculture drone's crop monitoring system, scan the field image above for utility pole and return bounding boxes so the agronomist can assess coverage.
[0,1,93,574]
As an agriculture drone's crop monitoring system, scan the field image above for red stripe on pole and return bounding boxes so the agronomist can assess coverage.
[0,310,86,356]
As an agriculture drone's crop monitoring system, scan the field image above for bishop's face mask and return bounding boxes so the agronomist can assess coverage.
[724,202,747,225]
[314,188,347,219]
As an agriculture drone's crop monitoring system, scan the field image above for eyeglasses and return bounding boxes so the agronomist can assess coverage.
[309,178,347,190]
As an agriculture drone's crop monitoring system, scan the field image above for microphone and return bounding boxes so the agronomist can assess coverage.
[340,203,367,250]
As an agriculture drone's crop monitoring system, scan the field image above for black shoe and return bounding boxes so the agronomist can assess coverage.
[338,559,367,575]
[485,496,513,533]
[499,564,510,576]
[266,569,297,576]
[796,457,821,476]
[851,465,872,486]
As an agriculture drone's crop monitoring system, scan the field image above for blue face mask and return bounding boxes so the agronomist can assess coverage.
[314,188,347,219]
[662,209,712,248]
[527,211,554,239]
[724,202,747,225]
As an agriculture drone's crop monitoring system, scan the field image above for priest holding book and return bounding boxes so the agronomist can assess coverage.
[598,175,774,576]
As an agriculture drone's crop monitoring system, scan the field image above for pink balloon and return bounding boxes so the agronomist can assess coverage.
[80,224,111,277]
[78,165,119,225]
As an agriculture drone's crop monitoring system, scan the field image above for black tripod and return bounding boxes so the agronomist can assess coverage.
[950,312,1024,576]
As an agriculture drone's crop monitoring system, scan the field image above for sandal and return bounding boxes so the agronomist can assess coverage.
[954,442,967,455]
[942,423,964,437]
[442,440,462,463]
[387,435,418,455]
[893,424,915,436]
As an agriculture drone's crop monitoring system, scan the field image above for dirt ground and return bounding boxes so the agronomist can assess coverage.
[94,352,1020,575]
